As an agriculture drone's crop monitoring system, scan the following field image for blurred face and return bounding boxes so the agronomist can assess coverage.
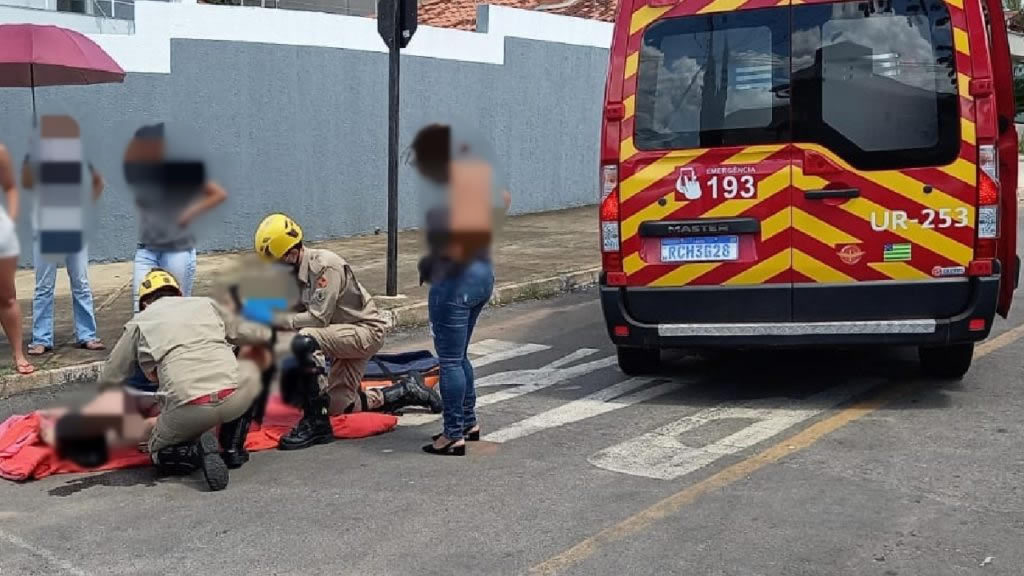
[283,246,302,268]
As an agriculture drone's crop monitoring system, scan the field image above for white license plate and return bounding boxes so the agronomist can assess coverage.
[661,236,739,263]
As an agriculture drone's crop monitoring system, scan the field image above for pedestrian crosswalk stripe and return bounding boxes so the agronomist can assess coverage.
[587,379,878,480]
[469,339,551,368]
[484,377,682,444]
[397,345,615,428]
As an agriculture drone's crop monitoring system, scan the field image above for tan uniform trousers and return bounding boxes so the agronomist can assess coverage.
[278,323,385,415]
[148,359,262,453]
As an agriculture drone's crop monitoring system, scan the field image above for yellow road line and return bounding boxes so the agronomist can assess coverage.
[976,323,1024,358]
[530,322,1024,576]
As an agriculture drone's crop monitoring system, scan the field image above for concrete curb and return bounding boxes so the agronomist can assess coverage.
[0,266,602,398]
[381,266,601,330]
[1,360,104,399]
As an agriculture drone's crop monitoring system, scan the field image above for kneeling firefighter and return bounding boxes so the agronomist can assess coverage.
[89,269,276,490]
[247,213,442,451]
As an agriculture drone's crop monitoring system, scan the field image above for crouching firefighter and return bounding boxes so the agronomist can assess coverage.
[248,213,442,451]
[86,269,275,490]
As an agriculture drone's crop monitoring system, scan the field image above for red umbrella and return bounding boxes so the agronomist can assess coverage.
[0,23,125,122]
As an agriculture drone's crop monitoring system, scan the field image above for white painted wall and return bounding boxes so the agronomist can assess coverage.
[0,4,135,34]
[477,4,613,49]
[76,1,614,75]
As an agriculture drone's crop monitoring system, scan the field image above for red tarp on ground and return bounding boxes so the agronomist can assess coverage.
[0,395,397,482]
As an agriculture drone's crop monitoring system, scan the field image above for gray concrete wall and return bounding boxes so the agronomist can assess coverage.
[0,36,608,264]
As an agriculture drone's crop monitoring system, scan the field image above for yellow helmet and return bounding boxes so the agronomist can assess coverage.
[254,213,303,261]
[138,268,181,301]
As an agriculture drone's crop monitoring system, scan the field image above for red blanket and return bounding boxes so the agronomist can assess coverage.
[0,396,397,482]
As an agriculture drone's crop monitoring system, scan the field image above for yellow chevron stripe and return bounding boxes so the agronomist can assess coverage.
[958,73,973,100]
[792,208,860,248]
[954,28,970,56]
[623,253,646,276]
[701,166,790,218]
[939,157,977,186]
[761,209,791,241]
[621,193,687,242]
[961,118,976,145]
[723,145,785,165]
[946,0,963,8]
[630,6,671,35]
[699,0,748,13]
[868,262,933,281]
[620,151,703,201]
[620,137,638,162]
[794,146,972,213]
[840,198,974,265]
[624,95,635,120]
[793,250,854,284]
[625,52,639,80]
[650,262,721,287]
[724,250,790,285]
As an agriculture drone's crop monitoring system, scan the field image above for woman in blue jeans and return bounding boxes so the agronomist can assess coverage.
[409,122,509,456]
[426,258,494,455]
[125,122,227,312]
[26,159,107,355]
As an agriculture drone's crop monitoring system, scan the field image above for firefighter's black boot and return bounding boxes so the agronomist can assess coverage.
[153,431,229,491]
[219,407,254,469]
[380,372,443,414]
[278,390,333,451]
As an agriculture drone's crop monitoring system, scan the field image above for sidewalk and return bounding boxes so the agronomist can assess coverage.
[0,206,599,393]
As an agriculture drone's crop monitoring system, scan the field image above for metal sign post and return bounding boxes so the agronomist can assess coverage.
[378,0,417,297]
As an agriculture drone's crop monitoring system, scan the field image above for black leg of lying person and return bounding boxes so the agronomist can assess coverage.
[215,366,274,470]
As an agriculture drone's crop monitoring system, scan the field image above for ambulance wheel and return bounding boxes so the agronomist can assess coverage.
[918,343,974,380]
[617,347,660,376]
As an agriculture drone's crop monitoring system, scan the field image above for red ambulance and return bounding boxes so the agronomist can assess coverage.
[599,0,1020,378]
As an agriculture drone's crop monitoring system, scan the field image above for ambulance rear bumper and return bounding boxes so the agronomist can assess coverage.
[600,273,1001,349]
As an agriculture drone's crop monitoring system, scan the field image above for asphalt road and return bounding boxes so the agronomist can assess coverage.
[1,287,1023,576]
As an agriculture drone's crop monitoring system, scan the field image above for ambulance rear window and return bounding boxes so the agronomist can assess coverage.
[632,0,959,170]
[634,9,792,151]
[791,0,960,170]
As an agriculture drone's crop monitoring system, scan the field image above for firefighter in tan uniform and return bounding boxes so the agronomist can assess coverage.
[97,269,275,490]
[250,213,441,451]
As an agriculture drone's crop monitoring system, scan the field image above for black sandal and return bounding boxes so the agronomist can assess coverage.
[422,439,466,456]
[432,426,481,442]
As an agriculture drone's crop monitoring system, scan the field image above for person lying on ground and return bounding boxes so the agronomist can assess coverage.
[49,268,275,492]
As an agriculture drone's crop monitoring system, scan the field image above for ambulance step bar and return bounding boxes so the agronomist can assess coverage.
[657,320,936,337]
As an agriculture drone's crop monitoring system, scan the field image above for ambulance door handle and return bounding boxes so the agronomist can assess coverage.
[804,188,860,200]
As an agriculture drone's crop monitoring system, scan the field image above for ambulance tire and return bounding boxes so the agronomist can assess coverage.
[918,343,974,380]
[617,346,660,376]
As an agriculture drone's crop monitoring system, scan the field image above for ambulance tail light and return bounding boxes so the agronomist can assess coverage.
[976,144,1000,260]
[600,164,624,282]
